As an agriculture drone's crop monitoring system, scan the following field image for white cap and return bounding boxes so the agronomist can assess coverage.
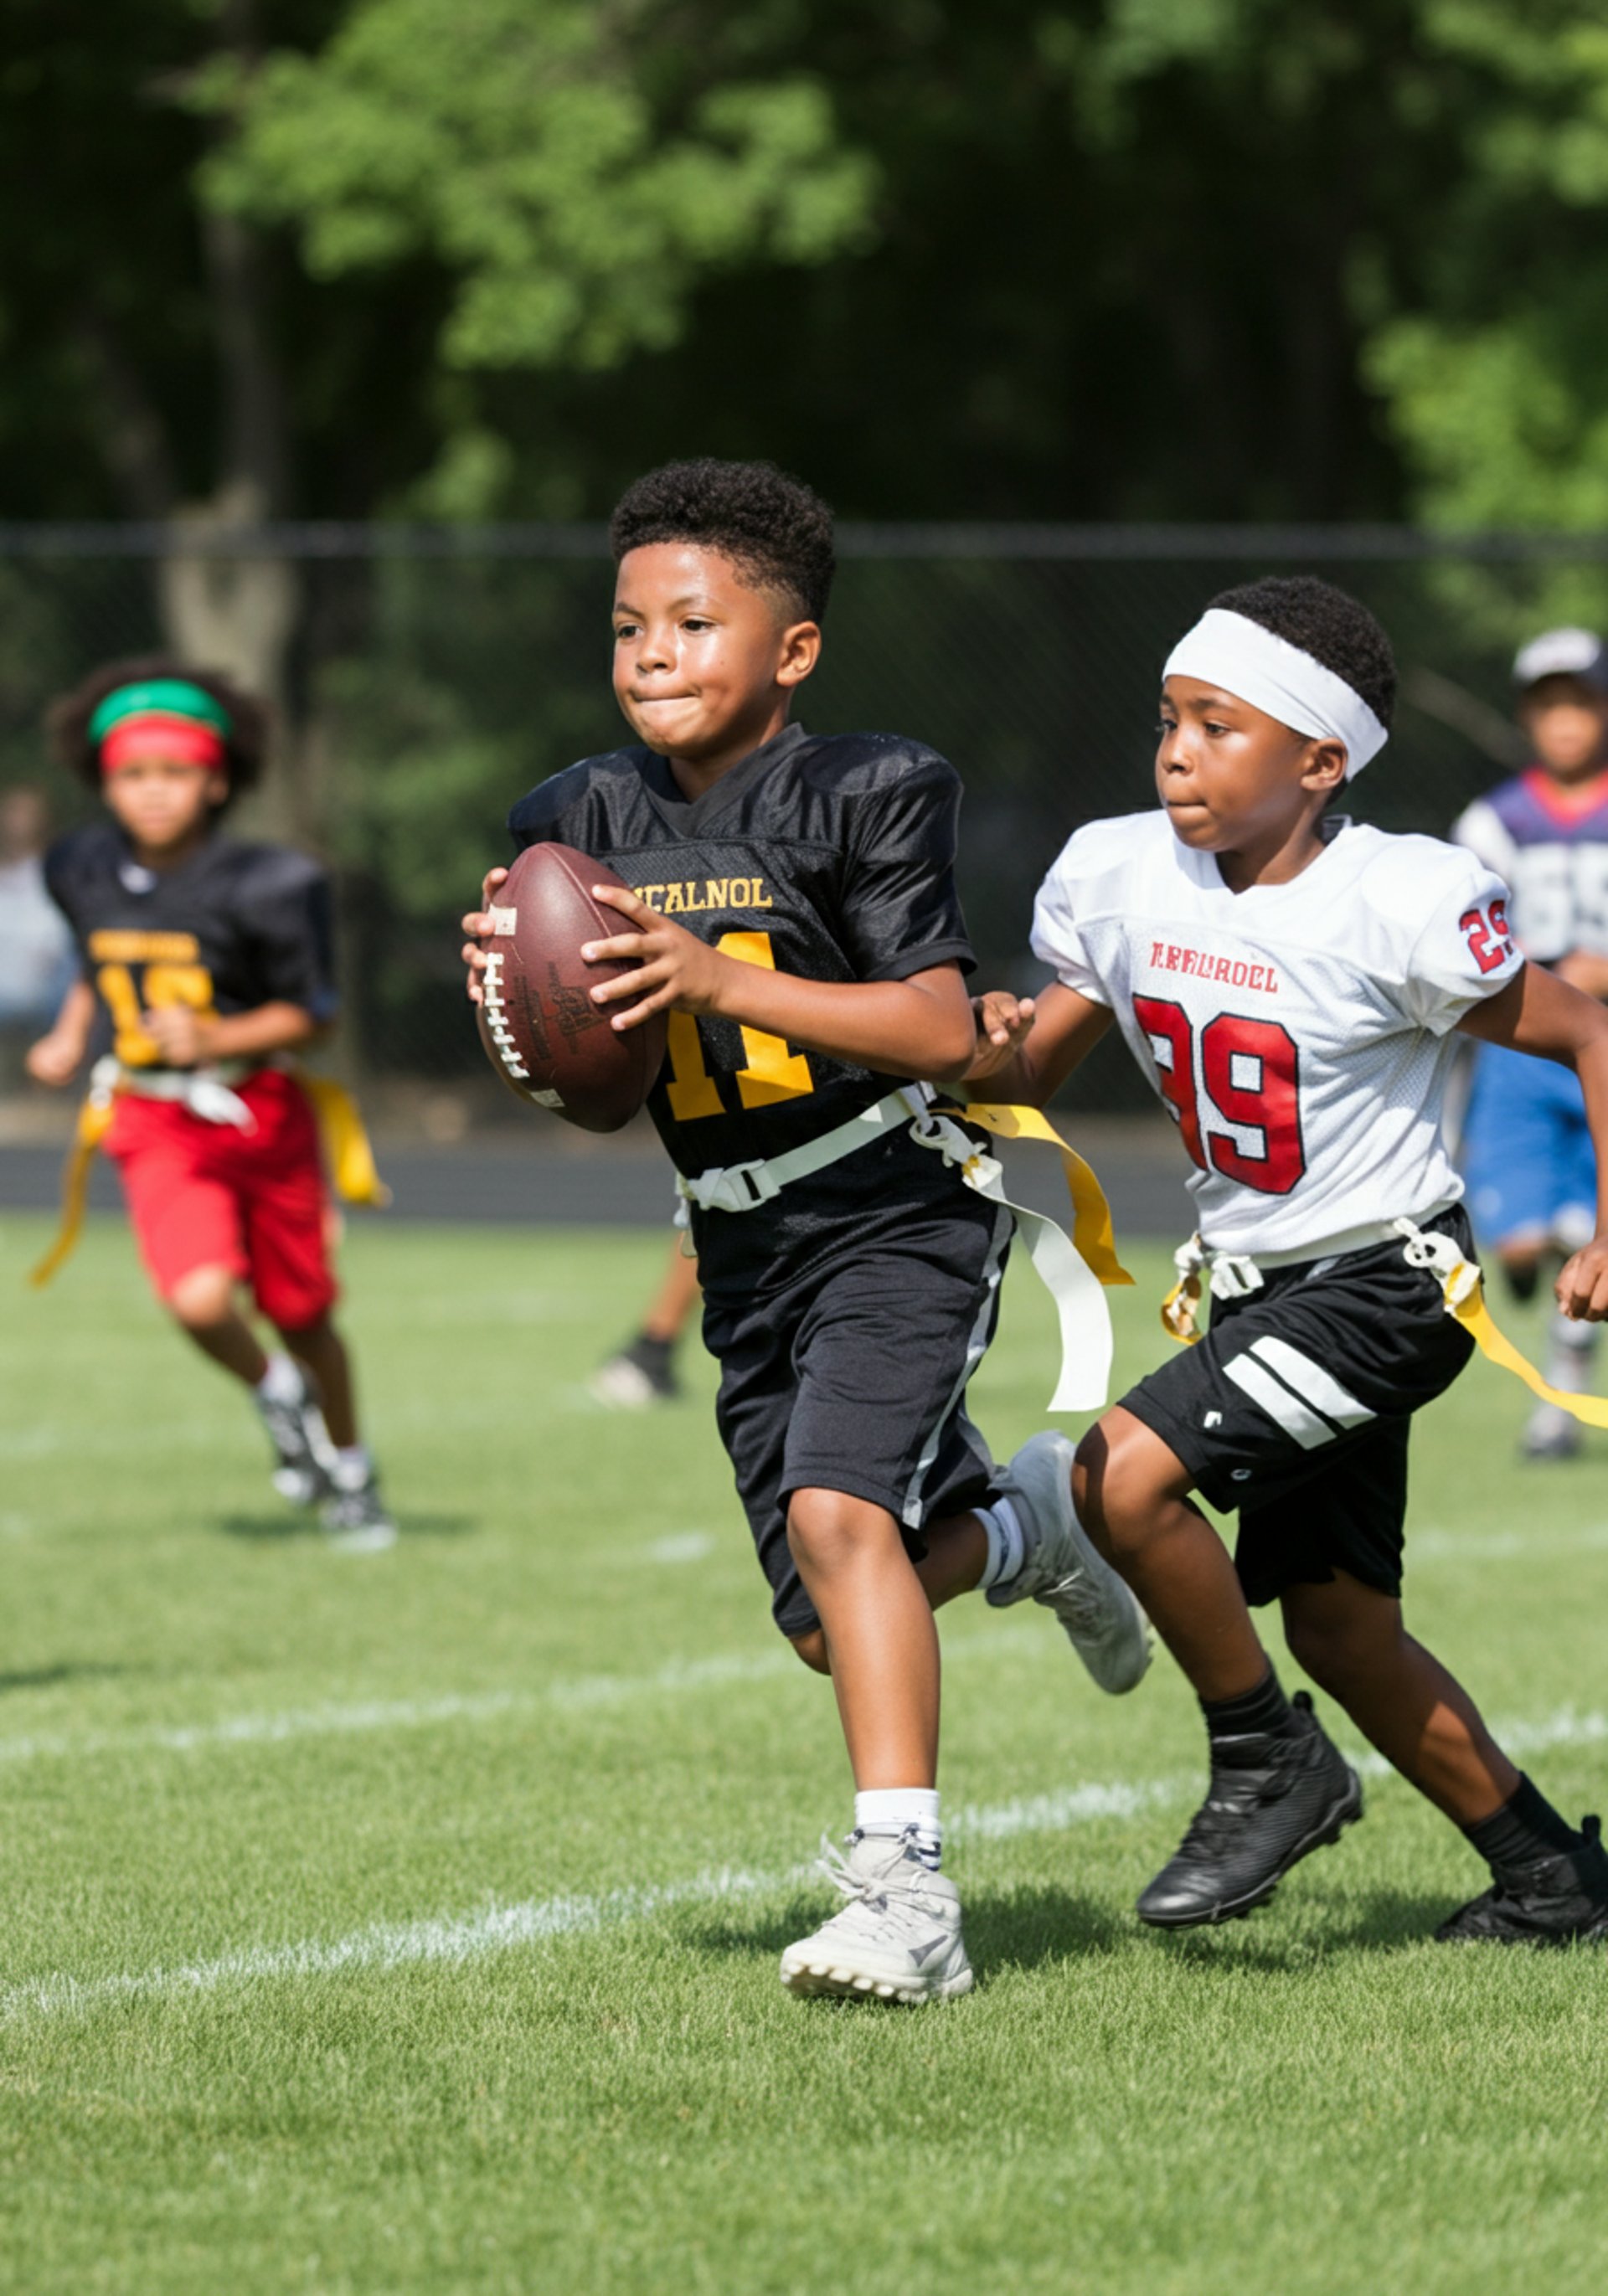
[1513,626,1608,693]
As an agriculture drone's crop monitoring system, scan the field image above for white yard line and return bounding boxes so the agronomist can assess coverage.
[0,1625,1030,1768]
[5,1707,1605,2025]
[0,1774,1188,2026]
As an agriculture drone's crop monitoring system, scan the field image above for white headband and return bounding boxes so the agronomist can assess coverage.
[1162,608,1388,779]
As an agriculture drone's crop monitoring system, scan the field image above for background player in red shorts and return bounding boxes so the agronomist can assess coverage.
[25,656,395,1551]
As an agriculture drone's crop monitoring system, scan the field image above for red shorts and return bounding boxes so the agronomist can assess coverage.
[105,1068,338,1331]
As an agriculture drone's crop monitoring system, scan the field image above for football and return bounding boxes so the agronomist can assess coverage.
[475,842,668,1132]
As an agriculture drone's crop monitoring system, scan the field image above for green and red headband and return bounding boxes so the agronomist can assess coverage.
[87,679,234,775]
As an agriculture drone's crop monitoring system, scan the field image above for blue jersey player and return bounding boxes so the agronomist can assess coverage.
[1452,627,1608,1456]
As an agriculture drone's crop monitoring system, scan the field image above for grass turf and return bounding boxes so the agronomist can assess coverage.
[1,1208,1605,2295]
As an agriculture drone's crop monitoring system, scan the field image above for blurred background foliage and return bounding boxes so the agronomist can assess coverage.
[7,0,1608,1090]
[8,0,1608,530]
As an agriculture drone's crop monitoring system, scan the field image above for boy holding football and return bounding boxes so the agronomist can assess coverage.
[464,457,1148,2005]
[965,576,1608,1945]
[27,657,395,1549]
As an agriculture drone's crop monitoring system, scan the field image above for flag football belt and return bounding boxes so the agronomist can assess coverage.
[27,1055,389,1290]
[1161,1209,1608,1432]
[675,1086,1134,1412]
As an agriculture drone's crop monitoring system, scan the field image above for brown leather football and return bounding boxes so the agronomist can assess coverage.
[475,843,668,1132]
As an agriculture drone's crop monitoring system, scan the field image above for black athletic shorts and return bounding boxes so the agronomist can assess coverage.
[701,1196,1013,1640]
[1121,1207,1477,1607]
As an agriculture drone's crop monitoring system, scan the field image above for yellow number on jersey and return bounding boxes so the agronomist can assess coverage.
[96,960,217,1067]
[662,930,814,1121]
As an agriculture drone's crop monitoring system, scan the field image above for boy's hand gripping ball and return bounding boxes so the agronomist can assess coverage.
[475,844,669,1131]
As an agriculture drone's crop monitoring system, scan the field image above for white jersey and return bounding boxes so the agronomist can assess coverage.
[1451,772,1608,963]
[1031,811,1522,1254]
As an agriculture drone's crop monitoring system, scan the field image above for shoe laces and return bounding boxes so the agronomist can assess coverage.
[812,1830,934,1933]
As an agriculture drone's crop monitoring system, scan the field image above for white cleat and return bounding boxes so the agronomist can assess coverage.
[1521,1399,1584,1460]
[257,1368,338,1508]
[780,1830,974,2005]
[987,1430,1152,1694]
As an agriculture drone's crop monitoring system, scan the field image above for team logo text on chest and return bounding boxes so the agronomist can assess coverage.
[636,878,774,915]
[1149,940,1281,995]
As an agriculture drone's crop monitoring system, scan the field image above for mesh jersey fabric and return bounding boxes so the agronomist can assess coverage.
[506,722,977,1296]
[1452,770,1608,962]
[44,822,339,1063]
[1030,809,1521,1254]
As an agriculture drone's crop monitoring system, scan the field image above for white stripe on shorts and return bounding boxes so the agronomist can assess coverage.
[899,1204,1013,1529]
[1222,1355,1334,1449]
[1248,1337,1375,1429]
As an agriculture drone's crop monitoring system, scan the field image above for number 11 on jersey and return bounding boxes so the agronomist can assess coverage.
[665,930,815,1120]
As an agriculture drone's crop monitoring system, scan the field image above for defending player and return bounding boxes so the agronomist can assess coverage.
[464,458,1148,2005]
[965,578,1608,1945]
[26,658,395,1550]
[1452,628,1608,1458]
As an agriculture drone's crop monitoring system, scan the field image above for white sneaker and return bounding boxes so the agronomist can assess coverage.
[987,1430,1152,1695]
[780,1830,974,2005]
[1521,1400,1583,1460]
[320,1462,399,1552]
[256,1368,337,1507]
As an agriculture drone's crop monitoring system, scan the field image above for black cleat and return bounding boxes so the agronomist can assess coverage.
[256,1365,336,1508]
[1435,1814,1608,1946]
[1137,1691,1363,1929]
[590,1331,680,1408]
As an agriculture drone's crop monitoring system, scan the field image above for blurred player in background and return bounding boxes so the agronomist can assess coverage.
[1452,629,1608,1458]
[591,1238,700,1405]
[0,783,76,1045]
[25,657,395,1550]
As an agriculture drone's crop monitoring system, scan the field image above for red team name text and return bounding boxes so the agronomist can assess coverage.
[1149,941,1281,995]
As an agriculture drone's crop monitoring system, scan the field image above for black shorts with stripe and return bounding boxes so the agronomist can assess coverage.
[1121,1207,1477,1607]
[701,1193,1012,1640]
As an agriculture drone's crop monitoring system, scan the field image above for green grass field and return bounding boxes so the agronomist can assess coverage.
[2,1209,1605,2296]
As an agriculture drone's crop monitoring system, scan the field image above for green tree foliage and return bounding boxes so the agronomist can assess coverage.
[1364,1,1608,530]
[210,0,875,380]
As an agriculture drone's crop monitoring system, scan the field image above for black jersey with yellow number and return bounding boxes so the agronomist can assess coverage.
[507,722,982,1295]
[43,821,338,1070]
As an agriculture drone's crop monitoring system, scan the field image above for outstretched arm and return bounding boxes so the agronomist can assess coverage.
[1458,962,1608,1317]
[25,977,95,1087]
[936,980,1114,1105]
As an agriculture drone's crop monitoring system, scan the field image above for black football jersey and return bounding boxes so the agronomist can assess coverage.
[44,821,338,1071]
[507,722,982,1293]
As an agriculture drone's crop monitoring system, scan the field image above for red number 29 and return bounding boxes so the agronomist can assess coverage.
[1460,899,1513,976]
[1131,995,1306,1196]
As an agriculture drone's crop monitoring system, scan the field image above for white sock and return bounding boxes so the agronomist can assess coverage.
[255,1352,303,1407]
[855,1787,941,1871]
[333,1443,372,1487]
[975,1495,1026,1591]
[1547,1311,1597,1393]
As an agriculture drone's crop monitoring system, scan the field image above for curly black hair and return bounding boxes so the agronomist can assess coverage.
[1208,576,1397,731]
[610,458,837,624]
[47,654,271,811]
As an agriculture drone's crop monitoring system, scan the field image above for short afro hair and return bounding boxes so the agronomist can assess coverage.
[47,655,270,811]
[610,458,836,624]
[1208,575,1396,732]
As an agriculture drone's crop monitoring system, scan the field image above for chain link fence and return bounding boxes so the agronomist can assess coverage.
[3,523,1605,1114]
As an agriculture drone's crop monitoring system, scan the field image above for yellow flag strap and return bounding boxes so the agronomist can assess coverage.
[27,1091,117,1289]
[1162,1269,1203,1344]
[299,1073,391,1209]
[1449,1279,1608,1429]
[954,1103,1135,1290]
[27,1066,388,1290]
[1159,1213,1608,1429]
[914,1101,1131,1414]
